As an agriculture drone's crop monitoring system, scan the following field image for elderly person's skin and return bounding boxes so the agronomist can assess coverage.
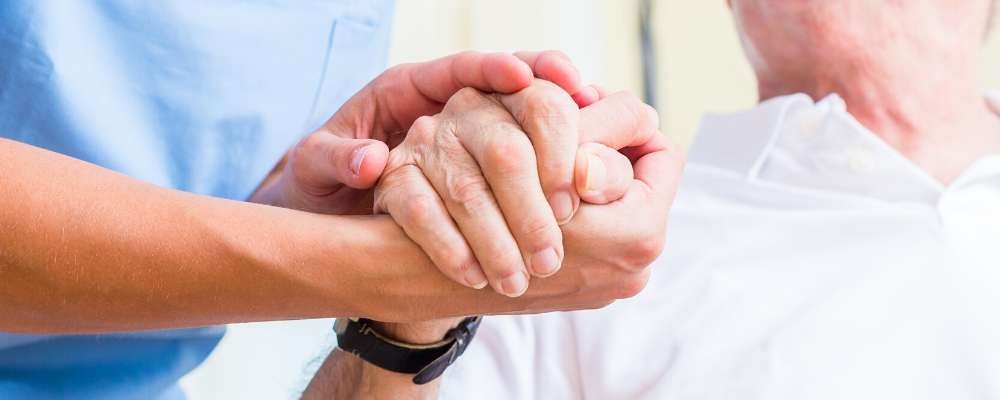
[303,79,677,400]
[732,0,1000,183]
[303,0,1000,398]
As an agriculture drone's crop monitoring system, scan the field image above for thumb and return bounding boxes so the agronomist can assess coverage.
[574,142,634,205]
[291,131,390,192]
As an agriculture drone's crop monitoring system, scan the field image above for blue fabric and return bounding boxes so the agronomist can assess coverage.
[0,0,394,398]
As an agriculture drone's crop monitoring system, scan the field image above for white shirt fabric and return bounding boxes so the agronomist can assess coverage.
[439,93,1000,400]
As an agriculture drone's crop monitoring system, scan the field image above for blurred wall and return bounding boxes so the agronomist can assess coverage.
[391,0,1000,148]
[181,2,1000,399]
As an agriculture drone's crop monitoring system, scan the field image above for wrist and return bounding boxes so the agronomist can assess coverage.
[372,318,464,344]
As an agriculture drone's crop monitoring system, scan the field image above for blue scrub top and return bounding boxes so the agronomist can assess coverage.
[0,1,394,398]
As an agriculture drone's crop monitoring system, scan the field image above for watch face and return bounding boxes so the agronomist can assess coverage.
[334,318,351,335]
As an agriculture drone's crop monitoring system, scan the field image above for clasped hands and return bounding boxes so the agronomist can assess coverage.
[252,51,683,324]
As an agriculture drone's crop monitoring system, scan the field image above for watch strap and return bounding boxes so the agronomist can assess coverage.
[335,316,482,385]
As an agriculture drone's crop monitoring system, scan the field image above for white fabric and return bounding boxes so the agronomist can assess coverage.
[439,93,1000,400]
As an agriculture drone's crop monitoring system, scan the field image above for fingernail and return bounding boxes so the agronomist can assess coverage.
[499,271,529,298]
[585,154,607,192]
[350,146,369,176]
[464,264,488,289]
[530,248,560,277]
[549,191,574,224]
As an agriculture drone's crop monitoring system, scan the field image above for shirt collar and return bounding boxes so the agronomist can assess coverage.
[689,92,1000,204]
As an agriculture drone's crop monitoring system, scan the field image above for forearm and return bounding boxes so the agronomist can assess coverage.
[303,351,442,400]
[302,321,456,400]
[0,139,439,332]
[0,139,629,332]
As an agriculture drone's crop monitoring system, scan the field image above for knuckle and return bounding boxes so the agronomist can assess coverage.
[618,93,659,134]
[291,132,323,162]
[482,131,535,175]
[406,116,438,144]
[383,147,410,172]
[447,174,492,208]
[615,272,651,299]
[287,133,325,182]
[623,231,666,268]
[400,193,438,227]
[522,88,575,121]
[640,103,661,132]
[437,248,472,276]
[517,215,560,251]
[451,87,488,107]
[484,256,526,280]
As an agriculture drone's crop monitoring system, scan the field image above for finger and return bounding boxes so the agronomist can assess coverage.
[408,51,533,100]
[409,113,533,296]
[457,119,566,279]
[498,80,581,224]
[571,85,601,108]
[591,84,611,100]
[327,51,534,138]
[513,50,585,100]
[374,163,488,289]
[630,133,685,204]
[291,131,390,191]
[579,91,660,151]
[440,89,565,279]
[574,143,634,204]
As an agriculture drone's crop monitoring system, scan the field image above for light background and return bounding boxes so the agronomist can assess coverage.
[181,1,1000,398]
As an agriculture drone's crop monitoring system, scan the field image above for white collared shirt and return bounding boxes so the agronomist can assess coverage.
[439,94,1000,400]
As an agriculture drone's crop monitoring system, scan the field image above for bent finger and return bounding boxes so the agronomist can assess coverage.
[375,164,488,289]
[514,50,585,102]
[579,91,660,151]
[498,80,581,224]
[575,143,634,205]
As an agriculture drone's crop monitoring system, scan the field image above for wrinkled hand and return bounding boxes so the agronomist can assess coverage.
[373,80,635,297]
[372,82,683,344]
[250,51,590,215]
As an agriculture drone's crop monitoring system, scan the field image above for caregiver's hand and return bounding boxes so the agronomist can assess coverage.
[374,80,659,298]
[351,84,681,346]
[250,51,590,215]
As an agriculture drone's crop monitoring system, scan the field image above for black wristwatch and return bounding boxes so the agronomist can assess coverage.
[333,316,482,385]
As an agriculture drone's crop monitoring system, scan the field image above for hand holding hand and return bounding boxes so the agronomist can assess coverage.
[250,51,588,215]
[375,77,682,302]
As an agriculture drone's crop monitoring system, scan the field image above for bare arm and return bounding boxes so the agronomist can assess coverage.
[301,82,682,400]
[302,321,455,400]
[0,135,663,332]
[0,138,427,332]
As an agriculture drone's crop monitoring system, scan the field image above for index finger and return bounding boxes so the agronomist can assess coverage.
[499,79,581,224]
[579,91,661,151]
[327,51,534,138]
[513,50,591,107]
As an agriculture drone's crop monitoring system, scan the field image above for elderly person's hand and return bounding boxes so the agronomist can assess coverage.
[371,80,682,338]
[373,80,633,296]
[250,51,591,215]
[250,51,599,294]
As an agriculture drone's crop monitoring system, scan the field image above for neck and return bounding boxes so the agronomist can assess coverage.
[757,48,1000,184]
